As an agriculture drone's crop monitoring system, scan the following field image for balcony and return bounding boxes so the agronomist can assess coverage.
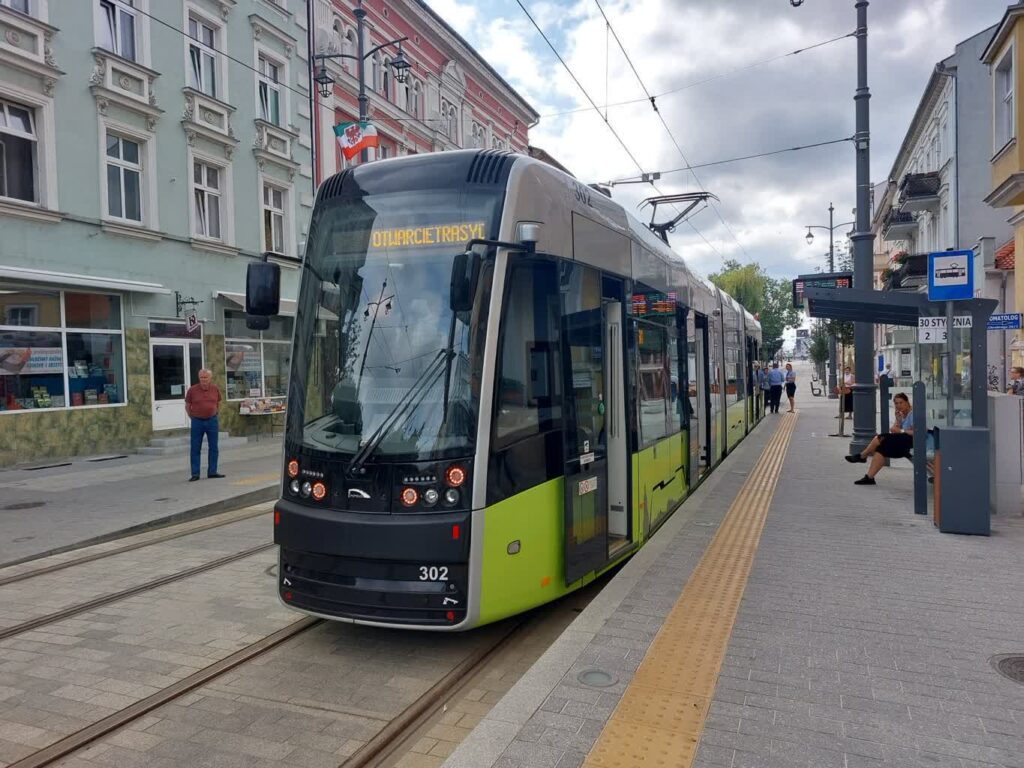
[881,252,928,292]
[882,209,916,241]
[898,171,941,213]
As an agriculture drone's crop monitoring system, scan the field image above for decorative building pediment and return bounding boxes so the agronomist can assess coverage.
[0,7,63,94]
[249,13,296,56]
[181,87,238,159]
[253,119,299,180]
[89,49,162,129]
[441,60,466,95]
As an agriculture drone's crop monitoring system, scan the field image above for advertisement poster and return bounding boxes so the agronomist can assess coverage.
[225,344,260,373]
[0,347,64,376]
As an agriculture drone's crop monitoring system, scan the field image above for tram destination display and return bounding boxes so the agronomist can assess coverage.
[792,271,853,309]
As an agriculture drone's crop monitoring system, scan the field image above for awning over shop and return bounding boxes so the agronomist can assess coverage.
[0,265,170,294]
[214,290,297,316]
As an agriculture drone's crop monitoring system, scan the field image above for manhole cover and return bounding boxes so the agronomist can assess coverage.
[991,655,1024,684]
[577,669,618,688]
[2,502,46,511]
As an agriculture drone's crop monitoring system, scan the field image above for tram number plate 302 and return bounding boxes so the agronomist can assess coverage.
[578,477,599,496]
[418,566,449,581]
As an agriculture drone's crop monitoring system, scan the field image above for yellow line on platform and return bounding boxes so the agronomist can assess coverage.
[584,414,797,768]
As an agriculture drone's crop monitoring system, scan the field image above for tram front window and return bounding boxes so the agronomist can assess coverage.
[290,189,498,462]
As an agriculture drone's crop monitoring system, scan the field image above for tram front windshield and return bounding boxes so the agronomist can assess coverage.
[290,188,499,462]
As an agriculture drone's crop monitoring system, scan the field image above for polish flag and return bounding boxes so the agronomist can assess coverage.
[335,121,380,160]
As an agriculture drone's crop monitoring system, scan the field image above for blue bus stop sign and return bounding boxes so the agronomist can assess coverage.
[928,249,974,301]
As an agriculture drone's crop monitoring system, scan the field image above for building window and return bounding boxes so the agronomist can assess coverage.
[105,133,142,222]
[370,52,380,94]
[192,160,221,239]
[262,183,285,253]
[257,54,282,126]
[410,80,420,119]
[1,0,30,14]
[0,288,126,412]
[224,310,292,399]
[188,13,218,98]
[471,122,485,148]
[382,57,391,100]
[99,0,137,61]
[996,48,1014,149]
[0,99,36,204]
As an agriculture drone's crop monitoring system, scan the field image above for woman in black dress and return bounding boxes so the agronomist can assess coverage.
[844,393,913,485]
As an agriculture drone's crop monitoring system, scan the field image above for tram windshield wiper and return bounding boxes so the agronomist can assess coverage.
[347,349,449,474]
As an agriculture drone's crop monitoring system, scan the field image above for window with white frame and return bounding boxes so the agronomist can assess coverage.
[224,310,292,399]
[257,54,282,126]
[370,53,380,93]
[382,57,391,100]
[0,288,127,412]
[192,160,221,239]
[0,99,37,203]
[262,183,285,254]
[99,0,137,61]
[1,0,30,14]
[105,132,142,222]
[188,13,219,98]
[410,80,420,119]
[996,48,1014,149]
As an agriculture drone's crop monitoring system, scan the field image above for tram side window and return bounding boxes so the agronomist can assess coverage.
[635,321,671,447]
[493,261,561,446]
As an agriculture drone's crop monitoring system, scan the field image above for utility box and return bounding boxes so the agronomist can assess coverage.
[988,393,1024,515]
[933,426,991,535]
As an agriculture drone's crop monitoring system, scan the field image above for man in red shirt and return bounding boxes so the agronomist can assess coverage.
[184,369,225,481]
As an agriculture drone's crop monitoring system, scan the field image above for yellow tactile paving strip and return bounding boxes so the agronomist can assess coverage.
[584,414,797,768]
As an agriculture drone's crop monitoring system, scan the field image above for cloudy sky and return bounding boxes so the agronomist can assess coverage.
[424,0,1011,280]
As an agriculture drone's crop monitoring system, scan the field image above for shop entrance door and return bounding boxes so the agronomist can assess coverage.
[149,322,203,431]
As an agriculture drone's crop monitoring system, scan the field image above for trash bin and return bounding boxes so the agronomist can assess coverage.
[932,426,990,536]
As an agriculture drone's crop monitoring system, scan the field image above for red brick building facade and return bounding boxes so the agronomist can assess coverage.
[311,0,537,182]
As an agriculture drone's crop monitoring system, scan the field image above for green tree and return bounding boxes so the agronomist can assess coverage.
[709,260,801,361]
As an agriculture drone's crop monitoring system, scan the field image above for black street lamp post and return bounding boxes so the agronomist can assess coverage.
[805,202,854,399]
[792,0,876,453]
[312,0,411,162]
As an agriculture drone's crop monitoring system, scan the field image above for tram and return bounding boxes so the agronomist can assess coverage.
[247,149,763,630]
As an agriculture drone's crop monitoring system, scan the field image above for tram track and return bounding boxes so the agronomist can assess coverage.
[0,542,275,642]
[0,505,271,588]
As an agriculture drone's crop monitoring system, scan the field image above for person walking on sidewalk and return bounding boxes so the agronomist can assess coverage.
[842,366,854,416]
[784,362,797,413]
[185,369,225,482]
[844,392,914,485]
[767,362,785,413]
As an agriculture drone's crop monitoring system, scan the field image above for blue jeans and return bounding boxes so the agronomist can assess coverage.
[190,416,219,477]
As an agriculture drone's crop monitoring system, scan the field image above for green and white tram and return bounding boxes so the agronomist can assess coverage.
[248,149,762,630]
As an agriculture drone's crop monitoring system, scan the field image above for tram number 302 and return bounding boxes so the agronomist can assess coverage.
[418,566,449,581]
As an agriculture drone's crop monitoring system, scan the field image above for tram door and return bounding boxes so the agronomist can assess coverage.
[560,269,623,584]
[690,313,712,484]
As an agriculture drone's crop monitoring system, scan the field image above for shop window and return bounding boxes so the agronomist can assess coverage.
[0,99,37,204]
[224,309,292,400]
[0,288,126,413]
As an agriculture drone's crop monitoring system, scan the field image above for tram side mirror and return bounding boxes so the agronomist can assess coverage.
[450,250,481,313]
[246,259,281,317]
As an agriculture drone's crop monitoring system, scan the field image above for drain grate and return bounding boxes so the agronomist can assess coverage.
[991,654,1024,684]
[2,501,46,511]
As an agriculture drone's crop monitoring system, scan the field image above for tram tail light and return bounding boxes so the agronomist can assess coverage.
[446,610,456,622]
[274,510,281,526]
[400,487,419,507]
[445,465,466,488]
[287,459,300,478]
[451,524,460,540]
[311,482,327,501]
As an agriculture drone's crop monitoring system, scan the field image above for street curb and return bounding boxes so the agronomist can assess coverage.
[0,485,278,570]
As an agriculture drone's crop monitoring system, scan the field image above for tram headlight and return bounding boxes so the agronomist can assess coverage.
[289,479,300,495]
[443,488,460,507]
[300,481,312,498]
[287,459,300,478]
[311,482,327,501]
[422,488,439,507]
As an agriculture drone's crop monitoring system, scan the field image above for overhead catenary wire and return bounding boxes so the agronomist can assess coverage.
[513,0,725,261]
[538,31,855,120]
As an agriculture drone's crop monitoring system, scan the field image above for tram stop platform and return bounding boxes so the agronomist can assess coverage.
[444,384,1024,768]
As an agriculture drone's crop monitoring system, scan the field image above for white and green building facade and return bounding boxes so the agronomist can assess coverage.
[0,0,314,465]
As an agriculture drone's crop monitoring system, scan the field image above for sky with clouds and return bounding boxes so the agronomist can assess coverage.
[423,0,1012,281]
